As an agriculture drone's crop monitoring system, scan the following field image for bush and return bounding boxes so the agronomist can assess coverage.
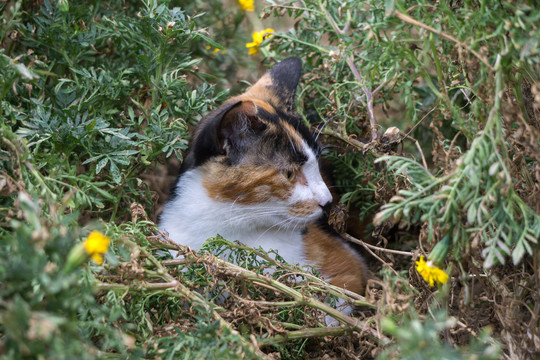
[1,0,538,358]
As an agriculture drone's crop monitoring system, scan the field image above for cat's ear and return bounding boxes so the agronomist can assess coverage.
[218,100,266,156]
[245,57,302,113]
[187,100,265,168]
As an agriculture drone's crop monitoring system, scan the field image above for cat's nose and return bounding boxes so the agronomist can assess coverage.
[315,186,333,208]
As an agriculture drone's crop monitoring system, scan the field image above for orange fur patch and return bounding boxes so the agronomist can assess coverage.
[233,96,277,115]
[229,74,283,112]
[201,159,292,204]
[303,225,367,295]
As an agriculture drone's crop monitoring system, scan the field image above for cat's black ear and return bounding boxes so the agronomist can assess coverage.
[268,57,302,111]
[185,100,265,169]
[246,57,302,113]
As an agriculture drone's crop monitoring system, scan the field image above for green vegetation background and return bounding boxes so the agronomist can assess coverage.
[1,0,539,359]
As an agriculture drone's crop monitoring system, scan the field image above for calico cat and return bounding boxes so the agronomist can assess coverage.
[159,57,367,295]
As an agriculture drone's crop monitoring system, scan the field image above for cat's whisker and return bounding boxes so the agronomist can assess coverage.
[283,218,303,233]
[224,205,283,215]
[314,121,326,143]
[285,131,298,155]
[314,115,336,143]
[222,212,268,225]
[221,209,284,226]
[226,198,280,215]
[227,195,267,213]
[228,197,240,212]
[254,216,298,242]
[289,218,302,233]
[222,213,280,226]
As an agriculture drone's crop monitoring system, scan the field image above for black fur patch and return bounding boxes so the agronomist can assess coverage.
[268,57,302,113]
[275,108,320,157]
[181,101,242,172]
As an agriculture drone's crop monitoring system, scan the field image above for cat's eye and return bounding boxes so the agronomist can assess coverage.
[281,169,296,182]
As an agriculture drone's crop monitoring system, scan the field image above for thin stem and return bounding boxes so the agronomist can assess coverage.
[161,259,188,266]
[211,241,369,303]
[393,11,494,71]
[375,165,453,205]
[345,56,378,141]
[323,127,368,150]
[429,35,452,110]
[401,133,429,170]
[111,237,265,357]
[158,240,385,340]
[25,160,56,200]
[239,299,298,307]
[258,326,349,346]
[347,235,401,276]
[321,3,345,35]
[274,33,329,54]
[267,4,324,17]
[96,282,178,291]
[321,6,383,142]
[485,54,503,131]
[342,233,415,257]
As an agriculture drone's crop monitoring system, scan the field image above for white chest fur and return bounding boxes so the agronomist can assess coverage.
[158,169,309,265]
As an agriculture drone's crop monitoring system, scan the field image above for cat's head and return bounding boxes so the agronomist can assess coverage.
[182,57,332,228]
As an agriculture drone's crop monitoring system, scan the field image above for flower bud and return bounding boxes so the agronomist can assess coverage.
[64,242,87,273]
[58,0,69,13]
[427,235,451,266]
[64,230,110,273]
[380,317,398,335]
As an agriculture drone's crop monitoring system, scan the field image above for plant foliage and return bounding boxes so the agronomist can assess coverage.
[1,0,539,359]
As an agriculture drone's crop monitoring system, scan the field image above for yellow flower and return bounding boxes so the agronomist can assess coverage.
[64,230,111,272]
[84,230,110,265]
[415,255,449,287]
[238,0,254,12]
[246,28,274,56]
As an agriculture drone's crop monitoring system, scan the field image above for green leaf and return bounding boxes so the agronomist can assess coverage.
[109,161,122,184]
[96,157,108,174]
[14,63,37,80]
[108,150,139,156]
[196,33,222,49]
[512,240,525,265]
